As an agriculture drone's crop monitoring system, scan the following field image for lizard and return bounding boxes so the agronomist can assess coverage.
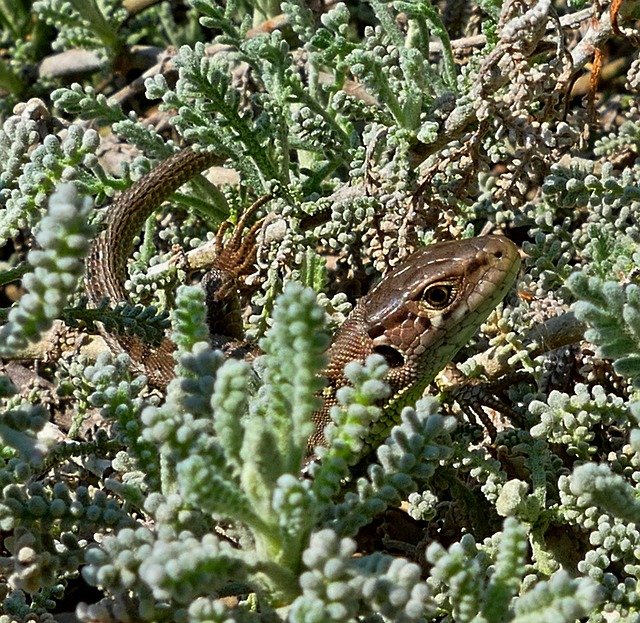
[85,145,521,454]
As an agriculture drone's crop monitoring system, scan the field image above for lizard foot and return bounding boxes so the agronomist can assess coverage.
[201,195,270,343]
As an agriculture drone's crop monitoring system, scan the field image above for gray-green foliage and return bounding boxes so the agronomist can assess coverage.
[0,0,639,621]
[568,274,640,387]
[0,183,93,354]
[426,518,601,623]
[80,286,453,620]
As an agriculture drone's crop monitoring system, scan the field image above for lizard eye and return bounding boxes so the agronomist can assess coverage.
[422,283,456,309]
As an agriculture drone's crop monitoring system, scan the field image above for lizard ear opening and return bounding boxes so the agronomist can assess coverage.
[373,344,404,368]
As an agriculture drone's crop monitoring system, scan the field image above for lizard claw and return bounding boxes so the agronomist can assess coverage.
[209,195,271,298]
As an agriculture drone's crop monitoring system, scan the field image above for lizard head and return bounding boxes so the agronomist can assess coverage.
[361,235,521,391]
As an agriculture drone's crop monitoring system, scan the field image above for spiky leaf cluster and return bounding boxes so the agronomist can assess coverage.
[0,183,93,355]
